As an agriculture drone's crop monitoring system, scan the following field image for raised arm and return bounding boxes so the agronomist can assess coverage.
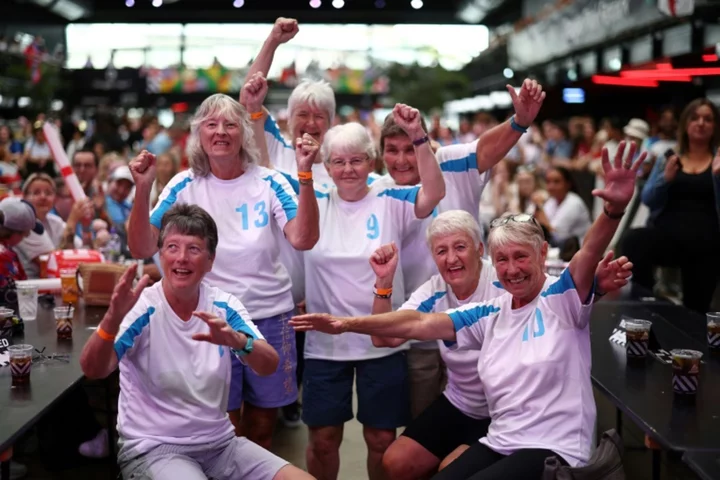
[368,242,406,348]
[476,79,545,173]
[290,309,456,342]
[80,265,150,379]
[247,18,299,81]
[391,104,445,218]
[241,73,272,168]
[569,141,645,301]
[127,150,160,258]
[283,134,320,250]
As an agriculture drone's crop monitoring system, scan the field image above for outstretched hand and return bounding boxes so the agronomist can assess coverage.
[508,78,545,127]
[107,264,151,325]
[289,313,346,335]
[191,311,247,350]
[592,141,646,216]
[595,250,633,294]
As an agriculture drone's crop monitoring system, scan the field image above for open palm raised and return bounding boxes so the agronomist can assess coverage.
[591,141,646,214]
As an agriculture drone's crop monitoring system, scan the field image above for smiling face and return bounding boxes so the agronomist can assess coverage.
[326,150,373,194]
[290,102,330,146]
[492,241,547,303]
[383,135,420,186]
[199,115,242,162]
[159,231,214,293]
[431,231,483,296]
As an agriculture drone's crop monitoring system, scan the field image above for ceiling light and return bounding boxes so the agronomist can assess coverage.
[411,0,423,8]
[332,0,344,8]
[503,68,514,79]
[125,0,134,6]
[310,0,321,7]
[233,0,244,6]
[152,0,162,7]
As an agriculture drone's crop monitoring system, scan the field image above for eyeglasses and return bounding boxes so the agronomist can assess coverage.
[329,157,368,169]
[490,213,540,229]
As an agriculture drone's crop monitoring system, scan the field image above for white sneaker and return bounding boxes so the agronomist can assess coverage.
[78,428,109,459]
[10,461,27,480]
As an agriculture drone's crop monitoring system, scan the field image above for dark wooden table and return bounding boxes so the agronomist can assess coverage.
[683,452,720,480]
[0,299,106,480]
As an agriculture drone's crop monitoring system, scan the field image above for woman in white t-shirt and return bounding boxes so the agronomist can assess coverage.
[292,142,644,479]
[127,74,320,450]
[534,166,591,248]
[301,106,444,480]
[15,173,93,278]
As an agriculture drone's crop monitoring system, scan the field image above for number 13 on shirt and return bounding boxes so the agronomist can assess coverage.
[236,201,269,230]
[366,214,380,239]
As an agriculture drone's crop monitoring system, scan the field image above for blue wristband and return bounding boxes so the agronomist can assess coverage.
[510,115,528,133]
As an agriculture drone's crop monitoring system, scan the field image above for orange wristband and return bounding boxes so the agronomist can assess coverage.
[96,326,115,342]
[249,111,264,121]
[374,286,393,297]
[297,171,313,181]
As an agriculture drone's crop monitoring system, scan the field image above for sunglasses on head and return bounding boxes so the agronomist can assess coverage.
[490,213,540,229]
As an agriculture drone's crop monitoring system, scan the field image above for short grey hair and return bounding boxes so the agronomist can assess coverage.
[427,210,482,248]
[487,212,545,258]
[157,204,219,257]
[320,122,377,166]
[288,79,336,127]
[186,93,260,177]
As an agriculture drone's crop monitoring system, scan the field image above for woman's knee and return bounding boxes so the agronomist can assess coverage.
[381,440,432,480]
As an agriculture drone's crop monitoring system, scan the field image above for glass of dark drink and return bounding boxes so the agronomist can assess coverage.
[8,344,33,387]
[707,313,720,349]
[625,319,652,359]
[54,306,74,340]
[671,349,702,395]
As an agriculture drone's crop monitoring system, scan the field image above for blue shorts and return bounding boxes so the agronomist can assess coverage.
[228,310,298,410]
[302,352,410,430]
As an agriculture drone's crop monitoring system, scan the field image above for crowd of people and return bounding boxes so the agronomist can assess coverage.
[1,15,719,480]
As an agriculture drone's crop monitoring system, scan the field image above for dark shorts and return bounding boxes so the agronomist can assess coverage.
[228,311,298,410]
[402,393,491,460]
[302,352,410,430]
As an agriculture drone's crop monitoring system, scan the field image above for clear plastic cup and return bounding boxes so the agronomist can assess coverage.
[54,306,75,340]
[625,319,652,359]
[8,344,33,387]
[17,284,38,321]
[671,349,703,395]
[0,309,13,342]
[707,313,720,349]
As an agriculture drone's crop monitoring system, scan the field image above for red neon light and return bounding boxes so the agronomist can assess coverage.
[703,54,718,62]
[656,63,672,70]
[591,76,658,87]
[622,67,720,78]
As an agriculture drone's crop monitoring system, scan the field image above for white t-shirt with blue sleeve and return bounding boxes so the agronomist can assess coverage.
[446,269,596,467]
[304,183,427,361]
[150,165,298,319]
[399,259,503,419]
[114,281,263,455]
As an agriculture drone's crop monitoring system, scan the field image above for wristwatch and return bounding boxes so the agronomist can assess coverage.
[231,335,254,357]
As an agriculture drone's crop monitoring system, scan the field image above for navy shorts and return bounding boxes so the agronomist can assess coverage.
[302,352,410,429]
[228,310,298,410]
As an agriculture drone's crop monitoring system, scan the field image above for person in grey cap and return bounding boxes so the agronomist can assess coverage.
[0,197,44,280]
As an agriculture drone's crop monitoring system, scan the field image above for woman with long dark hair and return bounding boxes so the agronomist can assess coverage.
[622,98,720,313]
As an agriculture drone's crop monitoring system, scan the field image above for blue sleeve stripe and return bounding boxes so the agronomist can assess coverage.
[264,115,293,149]
[378,186,420,204]
[114,307,155,361]
[445,304,500,346]
[213,301,257,339]
[149,176,193,228]
[264,175,298,221]
[416,291,447,313]
[367,174,378,185]
[279,171,300,195]
[492,281,505,290]
[440,153,478,173]
[314,189,330,199]
[541,268,576,297]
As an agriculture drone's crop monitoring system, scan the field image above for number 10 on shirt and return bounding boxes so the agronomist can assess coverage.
[236,201,269,230]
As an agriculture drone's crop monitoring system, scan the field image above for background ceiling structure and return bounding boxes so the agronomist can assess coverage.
[7,0,522,26]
